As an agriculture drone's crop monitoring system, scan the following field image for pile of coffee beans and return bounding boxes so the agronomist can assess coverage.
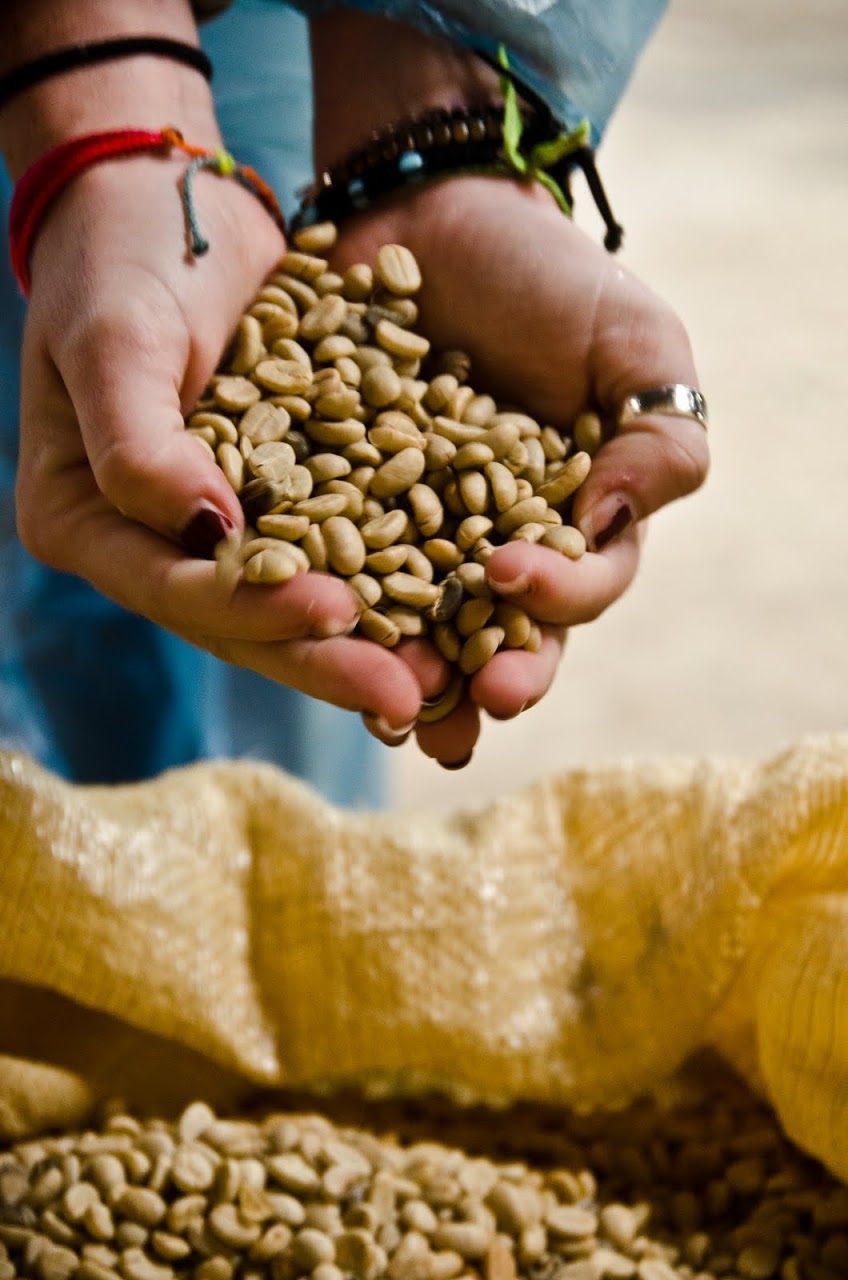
[1,1064,842,1280]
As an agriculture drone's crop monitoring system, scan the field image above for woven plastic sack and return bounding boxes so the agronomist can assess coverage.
[1,736,847,1181]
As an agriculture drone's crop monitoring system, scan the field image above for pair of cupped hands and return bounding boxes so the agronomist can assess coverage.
[14,62,707,771]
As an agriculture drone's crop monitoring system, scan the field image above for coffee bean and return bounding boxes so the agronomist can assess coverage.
[292,221,338,254]
[375,244,423,297]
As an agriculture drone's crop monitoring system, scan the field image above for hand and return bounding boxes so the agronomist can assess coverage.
[0,1,432,742]
[332,176,709,765]
[13,154,436,733]
[309,8,709,768]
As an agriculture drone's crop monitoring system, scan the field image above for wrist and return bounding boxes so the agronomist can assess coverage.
[310,9,501,173]
[0,0,219,178]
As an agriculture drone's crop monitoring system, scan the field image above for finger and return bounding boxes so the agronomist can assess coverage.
[24,164,285,550]
[574,415,709,552]
[485,528,641,627]
[18,463,360,642]
[45,304,246,545]
[22,439,418,722]
[469,627,565,720]
[414,696,482,770]
[577,280,709,549]
[212,633,423,730]
[393,639,453,700]
[361,639,451,746]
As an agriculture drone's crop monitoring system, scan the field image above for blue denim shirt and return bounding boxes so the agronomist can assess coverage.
[287,0,669,142]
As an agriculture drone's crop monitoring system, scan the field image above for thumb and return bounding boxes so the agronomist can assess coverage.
[573,284,710,551]
[573,407,710,551]
[57,301,244,554]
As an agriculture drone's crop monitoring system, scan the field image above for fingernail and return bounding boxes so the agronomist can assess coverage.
[439,752,474,772]
[363,713,417,744]
[583,497,634,552]
[420,690,448,708]
[181,505,235,559]
[312,615,359,639]
[486,570,529,597]
[488,701,529,722]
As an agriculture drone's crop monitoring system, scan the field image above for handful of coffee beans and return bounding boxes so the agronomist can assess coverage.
[186,223,602,721]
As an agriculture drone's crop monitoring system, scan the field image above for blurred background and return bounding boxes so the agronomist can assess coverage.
[395,0,848,811]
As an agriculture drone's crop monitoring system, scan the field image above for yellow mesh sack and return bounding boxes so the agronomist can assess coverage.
[0,736,846,1180]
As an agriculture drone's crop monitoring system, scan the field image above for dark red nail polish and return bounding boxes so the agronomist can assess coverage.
[593,503,633,550]
[181,507,234,559]
[440,752,473,772]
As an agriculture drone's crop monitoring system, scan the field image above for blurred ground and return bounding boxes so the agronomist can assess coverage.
[395,0,848,811]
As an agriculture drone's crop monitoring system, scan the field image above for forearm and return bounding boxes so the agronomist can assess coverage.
[0,0,220,178]
[310,8,501,173]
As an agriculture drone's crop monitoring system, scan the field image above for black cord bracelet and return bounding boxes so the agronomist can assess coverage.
[0,36,213,113]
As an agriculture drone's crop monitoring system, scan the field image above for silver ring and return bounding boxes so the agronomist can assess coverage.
[617,384,708,432]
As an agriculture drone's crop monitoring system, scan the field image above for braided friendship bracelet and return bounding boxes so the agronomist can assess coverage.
[292,46,624,253]
[0,36,213,113]
[8,126,285,295]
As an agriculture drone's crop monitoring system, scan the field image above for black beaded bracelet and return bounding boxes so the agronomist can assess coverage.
[291,105,529,227]
[290,102,623,253]
[0,36,213,113]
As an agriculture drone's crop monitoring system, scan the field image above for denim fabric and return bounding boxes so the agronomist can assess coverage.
[286,0,669,141]
[0,0,383,806]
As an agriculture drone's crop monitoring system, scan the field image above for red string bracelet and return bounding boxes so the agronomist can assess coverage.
[8,126,286,295]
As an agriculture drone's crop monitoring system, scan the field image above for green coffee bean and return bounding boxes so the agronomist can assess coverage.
[292,221,338,253]
[510,522,547,544]
[358,609,401,647]
[375,318,430,360]
[272,272,320,312]
[375,244,422,297]
[381,572,440,610]
[322,516,366,576]
[385,606,426,637]
[253,359,313,396]
[366,547,409,575]
[457,471,489,516]
[280,251,329,282]
[452,440,494,471]
[456,599,495,637]
[247,441,296,483]
[316,272,346,296]
[306,418,367,447]
[216,443,244,494]
[292,494,349,523]
[212,376,261,412]
[362,365,403,409]
[573,410,604,454]
[319,479,365,521]
[188,412,238,445]
[243,547,302,585]
[540,526,587,558]
[535,452,592,508]
[461,393,497,428]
